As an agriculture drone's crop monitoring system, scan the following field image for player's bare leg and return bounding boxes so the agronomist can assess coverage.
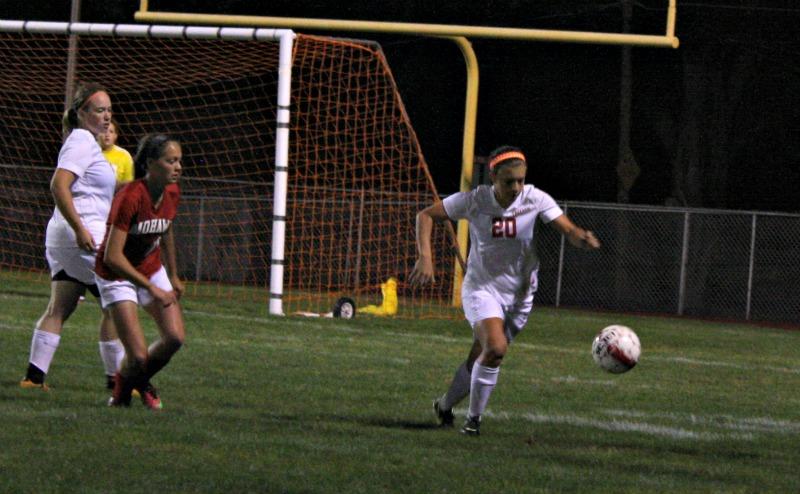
[142,300,185,380]
[108,301,148,407]
[116,300,184,410]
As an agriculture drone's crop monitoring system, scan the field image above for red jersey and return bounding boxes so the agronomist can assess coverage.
[96,180,180,280]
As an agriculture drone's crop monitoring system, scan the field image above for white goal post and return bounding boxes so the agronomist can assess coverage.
[0,19,295,315]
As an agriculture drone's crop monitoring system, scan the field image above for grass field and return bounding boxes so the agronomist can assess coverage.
[1,276,799,493]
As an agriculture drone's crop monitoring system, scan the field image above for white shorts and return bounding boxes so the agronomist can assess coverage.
[46,246,97,285]
[462,289,533,343]
[95,266,173,309]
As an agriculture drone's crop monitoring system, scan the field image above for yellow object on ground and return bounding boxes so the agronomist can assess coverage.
[359,277,398,316]
[19,379,50,391]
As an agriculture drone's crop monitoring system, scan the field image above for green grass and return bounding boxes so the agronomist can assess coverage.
[1,276,799,493]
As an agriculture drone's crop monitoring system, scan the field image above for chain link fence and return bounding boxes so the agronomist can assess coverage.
[535,202,800,326]
[3,171,797,324]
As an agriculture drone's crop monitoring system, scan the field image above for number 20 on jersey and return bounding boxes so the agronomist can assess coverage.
[492,217,517,238]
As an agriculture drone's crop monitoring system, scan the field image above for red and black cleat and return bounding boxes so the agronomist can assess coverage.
[138,383,163,411]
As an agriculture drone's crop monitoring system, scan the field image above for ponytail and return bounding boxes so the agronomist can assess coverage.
[61,108,79,138]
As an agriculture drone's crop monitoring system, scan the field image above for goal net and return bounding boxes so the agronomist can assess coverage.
[0,24,460,318]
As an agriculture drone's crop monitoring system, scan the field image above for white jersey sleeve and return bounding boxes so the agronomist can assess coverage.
[57,129,94,177]
[537,191,563,223]
[442,190,474,221]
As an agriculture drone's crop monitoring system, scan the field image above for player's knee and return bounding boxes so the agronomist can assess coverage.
[482,345,506,366]
[42,300,76,323]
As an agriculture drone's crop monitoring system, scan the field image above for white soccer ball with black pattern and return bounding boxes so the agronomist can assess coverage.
[591,325,641,374]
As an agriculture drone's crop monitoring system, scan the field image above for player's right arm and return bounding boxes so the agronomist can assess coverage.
[50,168,95,252]
[409,201,450,287]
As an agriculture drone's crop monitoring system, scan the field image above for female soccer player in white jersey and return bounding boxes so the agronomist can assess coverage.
[96,134,185,410]
[20,82,126,392]
[409,145,601,435]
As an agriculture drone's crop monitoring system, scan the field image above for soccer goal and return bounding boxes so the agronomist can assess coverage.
[0,20,458,318]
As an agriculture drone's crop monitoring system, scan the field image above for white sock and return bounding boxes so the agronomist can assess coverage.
[468,362,499,419]
[29,328,61,374]
[441,361,471,411]
[99,339,125,376]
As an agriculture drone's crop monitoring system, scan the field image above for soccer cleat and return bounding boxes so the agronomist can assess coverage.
[107,372,132,407]
[19,378,50,391]
[460,415,481,436]
[138,383,163,411]
[433,399,455,427]
[107,375,140,397]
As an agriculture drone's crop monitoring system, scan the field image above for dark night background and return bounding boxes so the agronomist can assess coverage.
[2,1,798,212]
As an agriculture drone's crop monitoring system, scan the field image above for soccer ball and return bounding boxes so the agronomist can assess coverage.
[591,325,641,374]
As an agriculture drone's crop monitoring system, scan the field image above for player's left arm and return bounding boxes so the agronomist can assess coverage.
[161,225,185,298]
[549,214,601,250]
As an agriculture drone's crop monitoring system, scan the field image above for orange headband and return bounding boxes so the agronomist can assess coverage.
[488,151,526,170]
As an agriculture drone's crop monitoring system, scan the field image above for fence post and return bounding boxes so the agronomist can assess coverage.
[555,203,567,308]
[677,210,690,315]
[745,213,757,320]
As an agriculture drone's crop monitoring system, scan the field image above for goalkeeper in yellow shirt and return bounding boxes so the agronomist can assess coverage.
[98,118,134,190]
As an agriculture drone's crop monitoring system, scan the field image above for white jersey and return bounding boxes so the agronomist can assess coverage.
[45,129,116,248]
[443,184,563,305]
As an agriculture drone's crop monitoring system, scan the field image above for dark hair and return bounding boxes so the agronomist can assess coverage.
[61,81,108,137]
[108,117,122,138]
[133,133,177,179]
[487,145,526,173]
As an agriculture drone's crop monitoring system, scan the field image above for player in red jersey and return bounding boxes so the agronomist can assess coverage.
[95,134,185,410]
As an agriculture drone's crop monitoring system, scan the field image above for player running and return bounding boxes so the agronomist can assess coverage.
[409,145,601,435]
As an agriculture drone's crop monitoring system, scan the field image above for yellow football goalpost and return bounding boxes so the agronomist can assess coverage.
[135,0,679,309]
